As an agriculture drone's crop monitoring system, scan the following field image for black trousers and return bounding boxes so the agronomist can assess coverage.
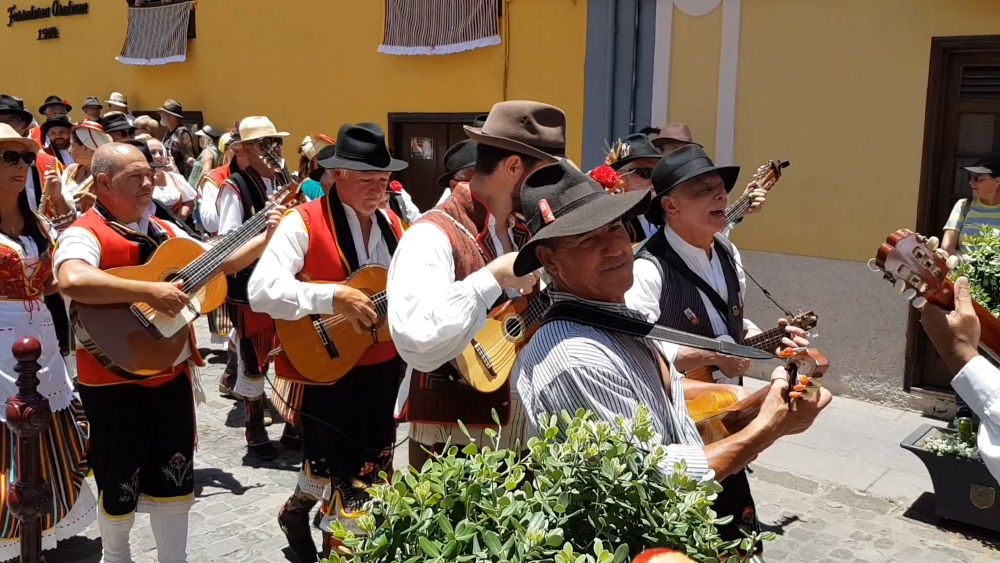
[714,468,761,544]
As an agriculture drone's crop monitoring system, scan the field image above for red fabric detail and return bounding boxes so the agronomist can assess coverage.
[0,245,50,301]
[388,180,403,193]
[204,165,230,188]
[71,209,184,387]
[28,127,42,147]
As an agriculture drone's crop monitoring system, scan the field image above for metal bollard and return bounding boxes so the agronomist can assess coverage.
[5,337,51,563]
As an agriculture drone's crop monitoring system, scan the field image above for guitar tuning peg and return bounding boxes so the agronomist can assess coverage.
[934,248,949,260]
[894,279,908,293]
[946,255,961,270]
[902,288,918,301]
[912,296,927,309]
[926,236,940,250]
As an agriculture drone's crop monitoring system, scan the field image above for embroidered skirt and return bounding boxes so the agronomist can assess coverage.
[0,399,95,559]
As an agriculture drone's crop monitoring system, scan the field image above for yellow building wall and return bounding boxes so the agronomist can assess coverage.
[0,0,587,163]
[666,0,1000,261]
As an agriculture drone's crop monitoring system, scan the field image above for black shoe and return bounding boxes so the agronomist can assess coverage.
[280,424,303,449]
[219,352,239,399]
[248,441,279,461]
[279,503,318,562]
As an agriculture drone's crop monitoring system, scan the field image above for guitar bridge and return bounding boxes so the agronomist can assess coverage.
[312,316,340,359]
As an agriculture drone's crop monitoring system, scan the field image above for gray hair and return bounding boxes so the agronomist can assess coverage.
[91,142,141,180]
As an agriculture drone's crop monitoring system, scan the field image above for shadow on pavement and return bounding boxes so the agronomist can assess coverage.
[194,467,263,498]
[902,492,1000,550]
[44,535,101,562]
[759,513,801,536]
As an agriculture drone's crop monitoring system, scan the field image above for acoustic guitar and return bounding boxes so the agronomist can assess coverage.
[272,265,390,384]
[725,159,789,225]
[683,310,818,382]
[873,229,999,358]
[686,348,830,444]
[71,182,300,377]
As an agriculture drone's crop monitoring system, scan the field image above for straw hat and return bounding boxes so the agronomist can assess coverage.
[0,123,40,153]
[106,92,128,108]
[237,116,289,143]
[73,120,113,150]
[299,133,334,161]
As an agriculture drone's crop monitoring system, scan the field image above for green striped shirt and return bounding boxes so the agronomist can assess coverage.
[944,198,1000,250]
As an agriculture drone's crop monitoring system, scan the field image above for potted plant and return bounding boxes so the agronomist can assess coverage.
[324,406,773,562]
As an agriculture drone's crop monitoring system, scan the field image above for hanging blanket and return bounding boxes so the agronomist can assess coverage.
[116,1,193,66]
[378,0,500,56]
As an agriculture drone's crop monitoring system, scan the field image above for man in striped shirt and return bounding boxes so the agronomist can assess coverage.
[943,156,1000,255]
[511,159,832,522]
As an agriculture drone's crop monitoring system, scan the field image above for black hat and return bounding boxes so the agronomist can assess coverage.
[472,113,488,128]
[82,96,103,109]
[99,113,135,136]
[309,144,338,181]
[41,116,73,138]
[196,124,222,140]
[158,99,184,118]
[645,145,739,224]
[122,139,167,169]
[0,94,32,125]
[38,95,71,115]
[317,123,408,172]
[962,157,1000,177]
[513,159,651,276]
[436,139,477,187]
[607,133,663,171]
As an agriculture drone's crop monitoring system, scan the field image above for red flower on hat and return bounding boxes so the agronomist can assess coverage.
[588,164,625,194]
[389,180,403,193]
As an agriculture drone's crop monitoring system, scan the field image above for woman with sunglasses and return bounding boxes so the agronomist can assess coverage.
[0,123,94,559]
[146,137,197,224]
[943,156,1000,256]
[61,120,113,215]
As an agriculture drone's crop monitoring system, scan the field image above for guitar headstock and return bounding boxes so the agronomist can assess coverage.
[873,229,957,311]
[751,159,790,191]
[787,310,818,332]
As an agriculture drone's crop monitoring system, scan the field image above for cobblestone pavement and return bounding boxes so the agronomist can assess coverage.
[39,320,1000,561]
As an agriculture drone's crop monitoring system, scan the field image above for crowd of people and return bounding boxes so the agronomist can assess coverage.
[0,91,993,563]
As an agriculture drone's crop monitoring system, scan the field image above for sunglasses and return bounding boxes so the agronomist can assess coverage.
[625,167,654,179]
[1,150,35,166]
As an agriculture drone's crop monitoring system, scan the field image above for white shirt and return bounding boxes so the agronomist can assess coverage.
[387,213,517,373]
[952,355,1000,482]
[216,174,276,236]
[198,180,220,235]
[247,204,393,320]
[393,188,421,224]
[153,171,196,209]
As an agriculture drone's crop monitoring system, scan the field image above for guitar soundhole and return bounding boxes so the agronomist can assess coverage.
[504,317,525,341]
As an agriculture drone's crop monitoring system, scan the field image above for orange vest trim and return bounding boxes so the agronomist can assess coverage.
[71,210,188,387]
[273,198,402,381]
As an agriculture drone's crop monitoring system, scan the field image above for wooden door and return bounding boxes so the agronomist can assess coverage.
[389,113,483,212]
[912,36,1000,391]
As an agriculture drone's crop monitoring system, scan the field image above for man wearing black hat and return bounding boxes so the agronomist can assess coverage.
[388,100,563,469]
[511,161,830,544]
[624,144,809,544]
[434,138,477,206]
[100,112,136,142]
[159,99,195,177]
[248,123,408,561]
[41,116,74,165]
[605,133,663,241]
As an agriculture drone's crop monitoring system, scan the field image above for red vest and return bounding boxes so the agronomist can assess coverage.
[202,165,230,189]
[70,209,188,387]
[273,197,405,381]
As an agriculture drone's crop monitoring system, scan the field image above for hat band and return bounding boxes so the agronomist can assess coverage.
[528,190,604,234]
[658,156,720,193]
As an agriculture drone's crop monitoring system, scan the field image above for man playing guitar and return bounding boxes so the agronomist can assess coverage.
[248,123,407,562]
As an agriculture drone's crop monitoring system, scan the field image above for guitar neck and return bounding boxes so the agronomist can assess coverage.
[175,201,276,293]
[724,193,753,225]
[973,300,1000,360]
[744,325,787,355]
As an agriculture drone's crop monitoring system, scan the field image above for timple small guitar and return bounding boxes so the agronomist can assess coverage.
[272,265,390,384]
[873,229,999,358]
[725,159,789,225]
[684,310,818,383]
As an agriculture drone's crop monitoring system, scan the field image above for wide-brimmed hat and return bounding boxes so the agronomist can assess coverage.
[513,159,651,276]
[0,94,32,125]
[962,157,1000,177]
[99,112,135,136]
[317,123,408,172]
[38,95,71,115]
[81,96,103,110]
[41,116,73,138]
[309,144,337,181]
[299,133,335,161]
[649,122,701,149]
[157,99,184,118]
[0,123,39,153]
[72,120,113,150]
[646,144,740,225]
[471,113,488,128]
[195,124,223,140]
[464,100,566,163]
[607,133,663,171]
[237,116,289,143]
[106,92,128,108]
[437,139,477,187]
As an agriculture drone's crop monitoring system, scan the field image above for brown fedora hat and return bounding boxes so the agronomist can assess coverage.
[464,100,566,163]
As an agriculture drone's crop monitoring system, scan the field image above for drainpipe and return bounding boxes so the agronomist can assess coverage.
[628,1,640,131]
[605,0,618,142]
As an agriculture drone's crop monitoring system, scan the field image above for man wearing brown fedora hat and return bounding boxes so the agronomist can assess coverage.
[159,99,195,177]
[388,100,565,468]
[248,122,408,561]
[217,116,292,461]
[511,161,830,553]
[625,144,810,544]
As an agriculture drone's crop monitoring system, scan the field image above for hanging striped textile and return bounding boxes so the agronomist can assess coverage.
[116,1,193,66]
[379,0,500,56]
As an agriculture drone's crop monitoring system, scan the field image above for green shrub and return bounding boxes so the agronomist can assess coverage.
[324,406,772,562]
[955,226,1000,319]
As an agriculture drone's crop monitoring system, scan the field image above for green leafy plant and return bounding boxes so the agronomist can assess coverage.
[324,407,772,563]
[954,226,1000,319]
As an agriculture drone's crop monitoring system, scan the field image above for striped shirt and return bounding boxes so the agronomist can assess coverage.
[513,291,713,482]
[944,198,1000,251]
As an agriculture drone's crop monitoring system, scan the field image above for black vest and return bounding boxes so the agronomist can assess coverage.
[224,166,269,304]
[636,231,745,343]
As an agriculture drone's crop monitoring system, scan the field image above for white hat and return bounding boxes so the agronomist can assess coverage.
[72,120,113,150]
[218,132,234,153]
[238,116,289,143]
[299,133,334,161]
[106,92,128,108]
[0,123,40,153]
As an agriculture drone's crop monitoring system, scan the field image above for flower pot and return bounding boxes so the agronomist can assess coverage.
[900,423,1000,532]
